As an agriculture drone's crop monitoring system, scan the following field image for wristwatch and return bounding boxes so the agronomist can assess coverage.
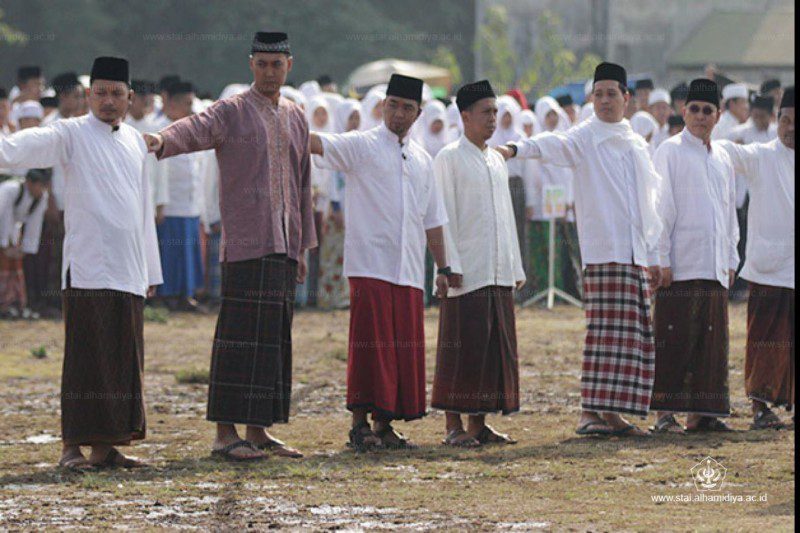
[506,143,518,158]
[437,266,452,276]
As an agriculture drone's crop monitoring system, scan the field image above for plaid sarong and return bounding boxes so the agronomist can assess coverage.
[581,263,655,417]
[207,254,297,427]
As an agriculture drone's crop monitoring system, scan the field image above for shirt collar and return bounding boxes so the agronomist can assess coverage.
[247,84,282,109]
[681,127,713,153]
[458,134,489,156]
[378,122,409,146]
[88,112,122,134]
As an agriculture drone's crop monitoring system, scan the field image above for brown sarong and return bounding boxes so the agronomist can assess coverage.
[207,254,297,427]
[651,280,730,416]
[432,286,520,415]
[61,284,146,446]
[745,282,795,409]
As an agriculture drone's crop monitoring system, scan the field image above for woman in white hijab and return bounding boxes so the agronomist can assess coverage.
[419,99,449,158]
[359,89,385,131]
[526,96,583,298]
[304,95,335,307]
[299,80,321,101]
[519,109,539,138]
[445,101,464,142]
[318,99,361,310]
[488,94,529,296]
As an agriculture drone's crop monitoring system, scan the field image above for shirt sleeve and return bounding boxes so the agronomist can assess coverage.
[423,158,449,231]
[158,100,227,159]
[652,144,676,268]
[298,122,318,252]
[140,153,163,287]
[19,190,48,254]
[512,130,581,168]
[727,165,741,272]
[433,151,461,274]
[146,154,170,207]
[716,140,760,184]
[316,131,364,175]
[0,186,16,248]
[0,122,69,170]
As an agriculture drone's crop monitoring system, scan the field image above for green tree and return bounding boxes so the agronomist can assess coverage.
[475,5,516,93]
[430,45,462,88]
[0,8,27,45]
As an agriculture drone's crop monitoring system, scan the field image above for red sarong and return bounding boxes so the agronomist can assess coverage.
[347,277,426,421]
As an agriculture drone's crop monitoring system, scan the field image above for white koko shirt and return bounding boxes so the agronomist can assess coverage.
[435,136,525,298]
[0,113,163,297]
[654,129,739,288]
[316,123,448,290]
[718,138,795,289]
[512,116,662,268]
[0,179,48,254]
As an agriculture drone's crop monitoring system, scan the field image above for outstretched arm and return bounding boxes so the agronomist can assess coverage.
[309,132,324,156]
[0,124,67,170]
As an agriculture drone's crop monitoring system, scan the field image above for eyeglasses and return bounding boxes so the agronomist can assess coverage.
[688,104,716,115]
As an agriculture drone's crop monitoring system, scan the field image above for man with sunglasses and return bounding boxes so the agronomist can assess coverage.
[649,79,739,434]
[718,87,795,431]
[496,62,663,438]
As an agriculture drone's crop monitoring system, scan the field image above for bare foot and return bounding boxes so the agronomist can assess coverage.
[88,446,148,468]
[246,428,304,458]
[59,446,92,470]
[212,435,266,461]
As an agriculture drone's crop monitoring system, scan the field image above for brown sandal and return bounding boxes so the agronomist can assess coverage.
[476,425,517,445]
[93,448,148,469]
[652,414,686,434]
[443,429,481,448]
[751,409,786,430]
[257,438,304,458]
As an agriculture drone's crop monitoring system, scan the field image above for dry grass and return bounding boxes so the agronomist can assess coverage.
[0,302,794,531]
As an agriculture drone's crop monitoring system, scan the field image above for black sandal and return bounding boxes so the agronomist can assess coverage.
[751,409,786,430]
[93,448,148,469]
[651,414,686,434]
[443,429,481,448]
[686,417,734,433]
[347,421,383,452]
[375,425,418,450]
[576,420,613,436]
[211,440,265,462]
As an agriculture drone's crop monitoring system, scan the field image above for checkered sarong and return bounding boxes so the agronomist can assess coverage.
[207,254,297,427]
[581,263,655,417]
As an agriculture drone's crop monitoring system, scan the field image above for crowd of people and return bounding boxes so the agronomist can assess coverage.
[0,30,793,468]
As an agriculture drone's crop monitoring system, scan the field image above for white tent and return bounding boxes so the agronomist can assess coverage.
[346,58,451,96]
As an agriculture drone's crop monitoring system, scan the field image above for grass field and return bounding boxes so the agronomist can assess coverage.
[0,303,794,531]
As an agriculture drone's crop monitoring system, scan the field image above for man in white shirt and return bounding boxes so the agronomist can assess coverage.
[648,89,672,149]
[0,56,162,470]
[154,81,206,312]
[0,169,49,319]
[728,95,778,145]
[431,80,525,448]
[650,79,739,434]
[712,83,749,141]
[309,74,450,450]
[497,62,663,438]
[718,87,795,430]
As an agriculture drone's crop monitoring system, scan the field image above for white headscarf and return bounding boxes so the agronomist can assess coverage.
[446,102,463,142]
[299,80,321,100]
[579,101,595,123]
[534,96,570,132]
[359,90,385,131]
[518,109,539,137]
[488,95,524,147]
[280,86,307,108]
[334,98,362,133]
[219,83,249,100]
[420,100,449,157]
[305,95,333,133]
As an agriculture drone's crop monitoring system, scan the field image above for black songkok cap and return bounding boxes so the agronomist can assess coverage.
[750,94,774,112]
[456,80,496,112]
[251,32,291,55]
[51,72,81,95]
[670,82,689,101]
[26,168,52,184]
[166,81,194,97]
[0,87,7,99]
[40,96,58,108]
[667,115,685,128]
[594,62,627,88]
[779,86,794,109]
[17,66,42,82]
[386,74,423,104]
[90,56,129,84]
[555,94,574,107]
[317,74,333,86]
[131,79,156,95]
[635,78,654,91]
[686,78,720,108]
[760,79,781,94]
